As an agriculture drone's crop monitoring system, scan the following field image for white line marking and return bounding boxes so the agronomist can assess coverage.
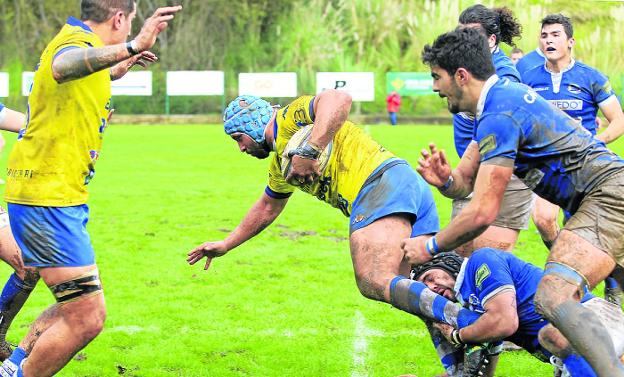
[351,310,383,377]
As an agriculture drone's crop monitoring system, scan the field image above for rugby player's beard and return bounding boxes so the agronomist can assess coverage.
[446,80,464,114]
[248,140,271,159]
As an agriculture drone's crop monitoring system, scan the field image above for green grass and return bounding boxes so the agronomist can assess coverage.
[0,124,623,376]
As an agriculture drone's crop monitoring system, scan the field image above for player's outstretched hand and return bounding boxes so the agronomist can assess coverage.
[187,240,228,271]
[401,236,433,265]
[417,143,452,188]
[286,155,320,186]
[110,51,158,80]
[134,5,183,52]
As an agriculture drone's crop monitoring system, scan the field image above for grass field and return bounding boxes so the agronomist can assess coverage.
[0,124,622,377]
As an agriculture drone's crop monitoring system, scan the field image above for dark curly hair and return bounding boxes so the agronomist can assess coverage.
[459,4,522,47]
[422,28,495,81]
[541,13,573,38]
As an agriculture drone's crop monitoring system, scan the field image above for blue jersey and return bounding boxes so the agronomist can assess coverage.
[454,47,521,157]
[455,248,595,357]
[516,48,545,80]
[522,60,617,135]
[474,75,624,214]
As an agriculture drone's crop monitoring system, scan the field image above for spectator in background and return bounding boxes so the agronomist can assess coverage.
[386,91,401,125]
[510,47,524,65]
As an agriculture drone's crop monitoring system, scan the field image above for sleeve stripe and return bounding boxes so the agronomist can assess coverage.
[53,46,81,61]
[481,285,515,308]
[598,94,618,108]
[309,96,316,121]
[265,186,293,199]
[481,156,515,167]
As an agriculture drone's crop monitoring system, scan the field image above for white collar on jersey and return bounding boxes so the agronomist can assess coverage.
[544,58,575,75]
[545,59,575,93]
[534,47,545,58]
[454,258,470,306]
[476,74,499,119]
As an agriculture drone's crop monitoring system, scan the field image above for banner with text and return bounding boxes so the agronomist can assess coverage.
[238,73,297,97]
[0,73,8,98]
[386,72,434,96]
[316,72,375,102]
[167,71,224,96]
[112,71,152,96]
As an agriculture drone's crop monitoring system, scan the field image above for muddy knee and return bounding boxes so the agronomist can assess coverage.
[535,262,588,317]
[354,271,387,301]
[538,324,571,357]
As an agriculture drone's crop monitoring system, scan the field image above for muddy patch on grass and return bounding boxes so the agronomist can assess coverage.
[279,230,317,240]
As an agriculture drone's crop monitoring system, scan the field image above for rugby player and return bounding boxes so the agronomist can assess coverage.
[510,47,524,65]
[451,4,532,255]
[187,91,442,325]
[0,105,39,361]
[516,47,546,79]
[0,2,181,376]
[410,251,624,377]
[403,27,624,376]
[522,14,624,304]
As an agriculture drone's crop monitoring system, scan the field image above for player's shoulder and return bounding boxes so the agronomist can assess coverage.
[571,61,607,81]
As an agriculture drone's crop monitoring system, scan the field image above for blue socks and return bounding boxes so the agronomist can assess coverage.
[606,276,619,289]
[0,274,26,312]
[389,276,480,328]
[563,354,598,377]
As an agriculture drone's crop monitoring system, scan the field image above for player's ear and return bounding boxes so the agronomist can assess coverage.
[568,37,575,50]
[455,68,469,85]
[112,11,125,30]
[488,34,497,50]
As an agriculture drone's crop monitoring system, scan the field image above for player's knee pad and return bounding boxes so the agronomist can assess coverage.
[49,271,102,304]
[543,262,589,300]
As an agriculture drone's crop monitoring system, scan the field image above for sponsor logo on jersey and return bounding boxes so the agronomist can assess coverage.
[478,134,497,156]
[533,87,550,92]
[475,263,491,289]
[548,99,583,111]
[567,84,582,94]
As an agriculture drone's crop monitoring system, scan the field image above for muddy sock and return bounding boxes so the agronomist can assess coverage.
[0,273,35,342]
[551,300,624,377]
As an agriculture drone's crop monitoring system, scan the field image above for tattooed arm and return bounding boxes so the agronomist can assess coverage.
[52,5,182,84]
[52,44,133,83]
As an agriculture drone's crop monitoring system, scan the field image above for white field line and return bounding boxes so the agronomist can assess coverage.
[351,310,383,377]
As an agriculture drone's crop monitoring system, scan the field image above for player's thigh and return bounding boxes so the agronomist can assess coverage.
[548,230,614,288]
[472,225,519,252]
[349,213,412,276]
[0,211,23,272]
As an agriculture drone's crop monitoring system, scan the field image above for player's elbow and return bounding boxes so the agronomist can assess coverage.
[322,89,352,111]
[51,62,67,84]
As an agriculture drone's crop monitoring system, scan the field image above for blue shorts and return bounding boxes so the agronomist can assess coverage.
[7,203,95,267]
[349,158,440,236]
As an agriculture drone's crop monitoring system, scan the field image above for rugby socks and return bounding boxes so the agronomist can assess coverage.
[606,276,619,289]
[425,321,464,376]
[550,300,624,377]
[389,276,480,328]
[0,347,25,376]
[563,354,597,377]
[0,274,35,342]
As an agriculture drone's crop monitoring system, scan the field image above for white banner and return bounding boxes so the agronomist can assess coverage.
[316,72,375,102]
[167,71,224,96]
[111,71,152,96]
[0,73,8,98]
[22,71,35,96]
[238,72,297,97]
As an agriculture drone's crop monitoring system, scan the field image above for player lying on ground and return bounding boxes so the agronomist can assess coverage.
[187,91,444,325]
[407,250,624,377]
[402,27,624,376]
[0,104,39,361]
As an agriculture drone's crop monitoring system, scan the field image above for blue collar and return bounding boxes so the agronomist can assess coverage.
[66,16,93,32]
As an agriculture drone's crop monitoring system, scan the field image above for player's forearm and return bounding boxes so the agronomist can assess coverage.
[597,116,624,144]
[437,202,495,252]
[223,195,287,250]
[438,170,473,199]
[52,44,132,84]
[308,90,352,149]
[0,108,26,133]
[459,312,515,343]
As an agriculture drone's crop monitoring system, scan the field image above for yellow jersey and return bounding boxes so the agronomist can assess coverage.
[5,17,111,206]
[267,95,394,216]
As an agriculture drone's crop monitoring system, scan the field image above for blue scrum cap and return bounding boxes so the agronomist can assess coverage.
[223,95,273,144]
